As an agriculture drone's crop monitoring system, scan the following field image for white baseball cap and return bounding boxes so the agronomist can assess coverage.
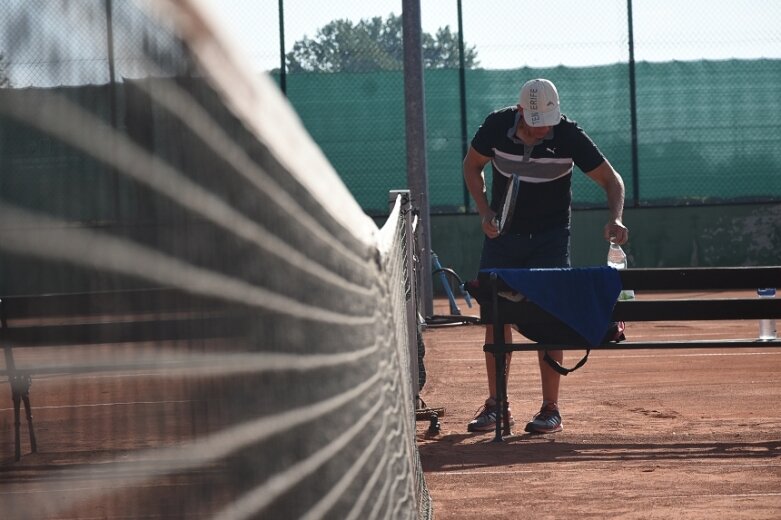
[519,78,561,127]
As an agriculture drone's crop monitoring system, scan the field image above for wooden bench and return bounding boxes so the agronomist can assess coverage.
[0,288,244,460]
[480,267,781,442]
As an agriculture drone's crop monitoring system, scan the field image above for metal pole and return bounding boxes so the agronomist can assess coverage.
[105,0,116,88]
[278,0,287,95]
[402,0,433,318]
[456,0,470,213]
[105,0,120,221]
[626,0,640,206]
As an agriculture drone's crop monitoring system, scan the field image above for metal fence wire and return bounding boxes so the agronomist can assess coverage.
[1,0,780,218]
[275,0,781,215]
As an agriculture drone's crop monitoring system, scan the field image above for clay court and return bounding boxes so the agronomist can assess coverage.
[417,292,781,519]
[0,291,780,519]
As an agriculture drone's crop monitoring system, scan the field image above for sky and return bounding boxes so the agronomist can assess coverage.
[206,0,781,72]
[2,1,778,87]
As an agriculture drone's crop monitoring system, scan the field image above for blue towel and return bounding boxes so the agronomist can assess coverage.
[482,267,622,346]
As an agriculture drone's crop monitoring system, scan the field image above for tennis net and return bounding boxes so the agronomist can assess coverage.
[0,1,431,518]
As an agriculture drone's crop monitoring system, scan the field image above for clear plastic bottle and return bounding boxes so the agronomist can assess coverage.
[607,242,635,300]
[757,288,777,340]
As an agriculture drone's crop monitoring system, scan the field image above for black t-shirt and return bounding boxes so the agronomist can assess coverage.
[471,107,605,233]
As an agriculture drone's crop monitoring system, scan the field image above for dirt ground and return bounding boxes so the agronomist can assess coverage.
[416,292,781,519]
[1,292,780,519]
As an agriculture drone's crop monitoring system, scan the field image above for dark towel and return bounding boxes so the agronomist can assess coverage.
[482,267,622,346]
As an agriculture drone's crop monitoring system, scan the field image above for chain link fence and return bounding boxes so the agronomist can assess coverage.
[275,0,781,215]
[1,0,780,217]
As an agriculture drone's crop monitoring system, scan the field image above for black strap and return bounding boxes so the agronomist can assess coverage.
[541,322,627,375]
[543,349,590,376]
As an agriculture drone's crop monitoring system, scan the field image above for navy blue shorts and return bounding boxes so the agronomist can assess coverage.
[479,227,571,270]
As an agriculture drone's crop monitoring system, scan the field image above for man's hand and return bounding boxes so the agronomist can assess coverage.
[481,212,500,239]
[604,220,629,244]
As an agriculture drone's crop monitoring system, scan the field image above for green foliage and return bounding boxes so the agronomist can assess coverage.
[286,13,479,73]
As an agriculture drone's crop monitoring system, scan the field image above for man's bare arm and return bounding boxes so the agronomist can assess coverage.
[585,159,628,244]
[463,147,499,238]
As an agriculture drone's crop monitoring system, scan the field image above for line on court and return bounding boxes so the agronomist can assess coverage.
[427,351,781,363]
[432,461,781,477]
[597,351,781,359]
[0,481,196,496]
[0,399,193,413]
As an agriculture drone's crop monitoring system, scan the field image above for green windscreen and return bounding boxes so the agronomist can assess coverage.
[284,59,781,215]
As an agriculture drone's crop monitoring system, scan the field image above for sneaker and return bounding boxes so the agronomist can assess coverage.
[467,398,514,432]
[524,403,563,434]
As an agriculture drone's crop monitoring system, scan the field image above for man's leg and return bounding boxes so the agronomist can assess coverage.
[537,349,561,403]
[524,349,564,433]
[523,226,569,433]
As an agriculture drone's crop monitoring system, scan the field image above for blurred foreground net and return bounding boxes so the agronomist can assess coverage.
[0,1,431,518]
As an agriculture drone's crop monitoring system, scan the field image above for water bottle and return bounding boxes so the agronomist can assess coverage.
[757,288,777,340]
[607,242,635,300]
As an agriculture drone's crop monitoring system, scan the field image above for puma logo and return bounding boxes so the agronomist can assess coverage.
[546,147,556,154]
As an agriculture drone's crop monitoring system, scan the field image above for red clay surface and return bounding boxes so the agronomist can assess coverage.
[1,291,780,518]
[417,292,781,519]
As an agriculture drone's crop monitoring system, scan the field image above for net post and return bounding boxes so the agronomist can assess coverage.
[389,190,420,407]
[402,0,433,319]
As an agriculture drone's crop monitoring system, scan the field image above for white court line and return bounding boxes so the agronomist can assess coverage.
[11,372,167,381]
[435,351,781,363]
[595,351,781,359]
[433,461,781,477]
[0,400,192,413]
[630,492,781,500]
[435,358,493,362]
[441,337,781,345]
[442,330,781,342]
[0,481,194,496]
[436,348,781,363]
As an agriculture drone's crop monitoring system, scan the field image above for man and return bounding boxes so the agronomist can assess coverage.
[463,78,628,434]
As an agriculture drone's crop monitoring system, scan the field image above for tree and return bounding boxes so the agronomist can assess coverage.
[286,13,479,73]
